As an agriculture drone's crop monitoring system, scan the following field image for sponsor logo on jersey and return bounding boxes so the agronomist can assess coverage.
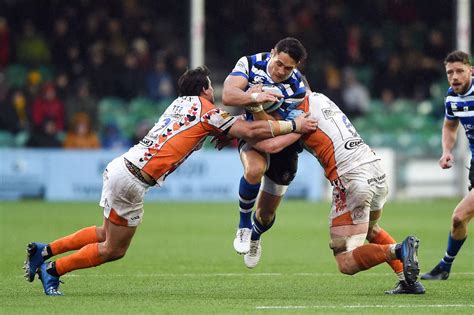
[253,75,265,84]
[322,108,337,119]
[139,138,154,147]
[220,112,231,119]
[344,139,364,150]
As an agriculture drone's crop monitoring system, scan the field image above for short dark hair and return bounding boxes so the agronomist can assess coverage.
[274,37,307,63]
[444,50,471,66]
[177,66,210,96]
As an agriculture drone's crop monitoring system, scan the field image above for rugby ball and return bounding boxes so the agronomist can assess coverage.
[261,85,284,113]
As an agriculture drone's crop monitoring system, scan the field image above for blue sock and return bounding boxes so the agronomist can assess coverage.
[238,177,260,229]
[438,232,467,272]
[251,212,275,241]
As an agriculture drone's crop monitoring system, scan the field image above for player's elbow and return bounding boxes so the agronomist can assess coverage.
[221,89,232,106]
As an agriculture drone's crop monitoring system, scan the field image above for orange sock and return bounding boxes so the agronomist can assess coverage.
[370,228,403,274]
[50,226,98,256]
[55,243,103,276]
[352,244,392,270]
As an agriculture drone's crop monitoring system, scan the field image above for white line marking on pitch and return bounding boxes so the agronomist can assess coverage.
[18,272,474,278]
[256,304,474,310]
[61,272,474,277]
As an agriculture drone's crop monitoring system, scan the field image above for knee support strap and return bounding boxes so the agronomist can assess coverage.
[261,175,288,196]
[329,233,366,255]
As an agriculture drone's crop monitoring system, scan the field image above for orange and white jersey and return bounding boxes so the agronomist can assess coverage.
[298,92,379,182]
[123,96,237,186]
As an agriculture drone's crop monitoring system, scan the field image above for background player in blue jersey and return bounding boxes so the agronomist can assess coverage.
[221,37,308,268]
[421,50,474,280]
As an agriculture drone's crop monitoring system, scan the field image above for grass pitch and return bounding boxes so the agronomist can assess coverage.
[0,199,473,314]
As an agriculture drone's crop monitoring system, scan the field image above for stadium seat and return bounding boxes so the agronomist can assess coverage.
[5,64,28,88]
[37,65,54,82]
[14,131,30,147]
[97,97,128,125]
[0,130,15,147]
[354,66,373,88]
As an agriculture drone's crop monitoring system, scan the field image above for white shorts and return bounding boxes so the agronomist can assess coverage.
[99,156,150,227]
[329,160,388,227]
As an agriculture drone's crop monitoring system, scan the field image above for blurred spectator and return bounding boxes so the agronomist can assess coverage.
[31,82,65,132]
[0,89,29,134]
[54,71,71,100]
[171,55,189,87]
[106,18,127,63]
[86,44,114,98]
[61,43,86,84]
[0,17,10,69]
[321,63,344,107]
[100,123,131,149]
[146,57,174,102]
[132,37,151,70]
[423,29,449,61]
[381,89,396,108]
[51,17,72,69]
[366,31,390,76]
[0,71,8,102]
[131,119,153,145]
[373,54,407,99]
[116,52,145,100]
[65,79,98,131]
[81,13,105,47]
[15,19,51,66]
[63,112,101,149]
[24,70,43,105]
[346,24,367,66]
[320,3,346,66]
[341,67,370,119]
[26,119,62,148]
[416,29,449,98]
[0,0,455,150]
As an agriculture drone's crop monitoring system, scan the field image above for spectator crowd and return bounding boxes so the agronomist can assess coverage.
[0,0,460,150]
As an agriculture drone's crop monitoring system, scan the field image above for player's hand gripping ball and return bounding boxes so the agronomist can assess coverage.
[261,85,284,113]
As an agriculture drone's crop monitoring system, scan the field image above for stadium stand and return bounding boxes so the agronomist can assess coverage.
[0,0,465,155]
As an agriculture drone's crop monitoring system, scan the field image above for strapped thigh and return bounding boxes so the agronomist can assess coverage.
[329,233,367,255]
[261,175,288,196]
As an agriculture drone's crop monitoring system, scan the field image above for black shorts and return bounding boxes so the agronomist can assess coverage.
[264,142,302,186]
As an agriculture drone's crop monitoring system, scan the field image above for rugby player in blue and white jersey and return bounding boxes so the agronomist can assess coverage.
[422,50,474,280]
[221,37,308,268]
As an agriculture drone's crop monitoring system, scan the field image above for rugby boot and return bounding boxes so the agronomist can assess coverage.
[233,228,252,254]
[385,280,426,294]
[398,236,420,283]
[37,262,63,296]
[421,264,450,280]
[244,239,262,268]
[23,242,47,282]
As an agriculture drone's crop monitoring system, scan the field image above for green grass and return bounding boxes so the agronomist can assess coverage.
[0,199,473,314]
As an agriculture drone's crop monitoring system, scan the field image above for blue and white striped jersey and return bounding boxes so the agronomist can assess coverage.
[444,77,474,159]
[229,52,307,119]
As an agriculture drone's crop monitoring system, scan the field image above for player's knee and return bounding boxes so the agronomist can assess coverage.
[334,253,357,275]
[102,245,128,261]
[366,223,381,242]
[451,213,466,230]
[338,264,357,275]
[96,226,106,242]
[244,162,266,182]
